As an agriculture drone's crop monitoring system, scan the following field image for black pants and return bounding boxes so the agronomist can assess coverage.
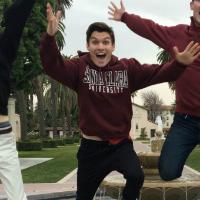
[76,138,144,200]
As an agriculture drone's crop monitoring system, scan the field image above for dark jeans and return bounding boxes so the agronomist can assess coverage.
[76,138,144,200]
[159,112,200,181]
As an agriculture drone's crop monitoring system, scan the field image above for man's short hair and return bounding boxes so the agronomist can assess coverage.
[86,22,115,44]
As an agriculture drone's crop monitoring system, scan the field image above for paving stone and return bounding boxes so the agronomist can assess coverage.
[19,158,53,170]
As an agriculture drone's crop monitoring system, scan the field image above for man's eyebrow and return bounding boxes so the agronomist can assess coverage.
[90,36,111,40]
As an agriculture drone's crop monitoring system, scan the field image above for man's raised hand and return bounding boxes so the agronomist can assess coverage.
[47,2,62,36]
[108,0,125,21]
[174,41,200,65]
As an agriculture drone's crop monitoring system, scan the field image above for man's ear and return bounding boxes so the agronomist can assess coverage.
[112,43,115,51]
[86,43,89,51]
[190,1,194,11]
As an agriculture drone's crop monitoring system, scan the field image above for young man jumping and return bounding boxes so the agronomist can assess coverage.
[108,0,200,181]
[40,3,200,200]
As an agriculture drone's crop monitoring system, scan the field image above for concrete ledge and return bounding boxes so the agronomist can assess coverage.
[0,183,76,200]
[27,191,76,200]
[57,169,77,184]
[0,191,76,200]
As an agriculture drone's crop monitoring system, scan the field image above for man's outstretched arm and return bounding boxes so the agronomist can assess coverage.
[0,0,36,63]
[0,0,36,117]
[130,41,200,91]
[108,0,175,51]
[40,3,79,91]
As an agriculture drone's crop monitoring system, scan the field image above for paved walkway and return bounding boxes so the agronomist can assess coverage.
[0,141,199,199]
[20,158,53,170]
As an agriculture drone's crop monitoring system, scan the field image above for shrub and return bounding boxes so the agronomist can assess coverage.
[73,137,80,143]
[64,138,74,144]
[53,139,65,146]
[42,139,57,148]
[17,141,42,151]
[26,131,40,140]
[140,127,148,140]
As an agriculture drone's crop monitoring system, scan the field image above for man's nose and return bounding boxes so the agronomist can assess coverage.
[97,42,104,49]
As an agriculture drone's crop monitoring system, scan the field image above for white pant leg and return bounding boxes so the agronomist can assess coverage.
[0,132,27,200]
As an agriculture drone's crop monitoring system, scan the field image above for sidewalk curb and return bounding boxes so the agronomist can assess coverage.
[57,168,77,184]
[27,191,76,200]
[0,190,76,200]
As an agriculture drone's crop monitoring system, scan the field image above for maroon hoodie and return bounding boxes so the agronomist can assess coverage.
[121,12,200,117]
[40,33,186,140]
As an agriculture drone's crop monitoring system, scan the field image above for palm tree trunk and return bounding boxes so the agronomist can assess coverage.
[15,90,28,141]
[66,108,72,136]
[32,76,46,138]
[61,92,67,136]
[50,78,57,137]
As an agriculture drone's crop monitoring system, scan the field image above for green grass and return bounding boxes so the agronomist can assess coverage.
[186,146,200,171]
[18,144,200,183]
[19,145,79,183]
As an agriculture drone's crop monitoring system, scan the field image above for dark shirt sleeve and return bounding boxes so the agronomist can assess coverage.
[121,12,177,52]
[0,0,35,64]
[127,58,187,92]
[0,0,35,115]
[40,33,79,91]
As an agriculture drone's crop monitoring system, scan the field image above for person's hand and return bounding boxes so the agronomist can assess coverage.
[173,41,200,65]
[108,0,125,21]
[47,2,62,36]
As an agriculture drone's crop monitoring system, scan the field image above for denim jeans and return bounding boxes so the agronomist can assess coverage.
[158,112,200,181]
[76,138,144,200]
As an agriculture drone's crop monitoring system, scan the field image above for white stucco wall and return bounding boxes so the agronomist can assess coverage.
[8,98,21,141]
[130,103,157,139]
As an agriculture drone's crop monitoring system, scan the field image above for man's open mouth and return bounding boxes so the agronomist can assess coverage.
[96,53,106,59]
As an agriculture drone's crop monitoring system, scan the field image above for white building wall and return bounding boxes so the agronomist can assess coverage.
[130,103,157,139]
[8,98,21,141]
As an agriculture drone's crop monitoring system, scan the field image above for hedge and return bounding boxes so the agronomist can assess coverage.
[42,139,57,148]
[17,141,42,151]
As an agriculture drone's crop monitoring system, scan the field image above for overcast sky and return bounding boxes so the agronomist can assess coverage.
[61,0,192,105]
